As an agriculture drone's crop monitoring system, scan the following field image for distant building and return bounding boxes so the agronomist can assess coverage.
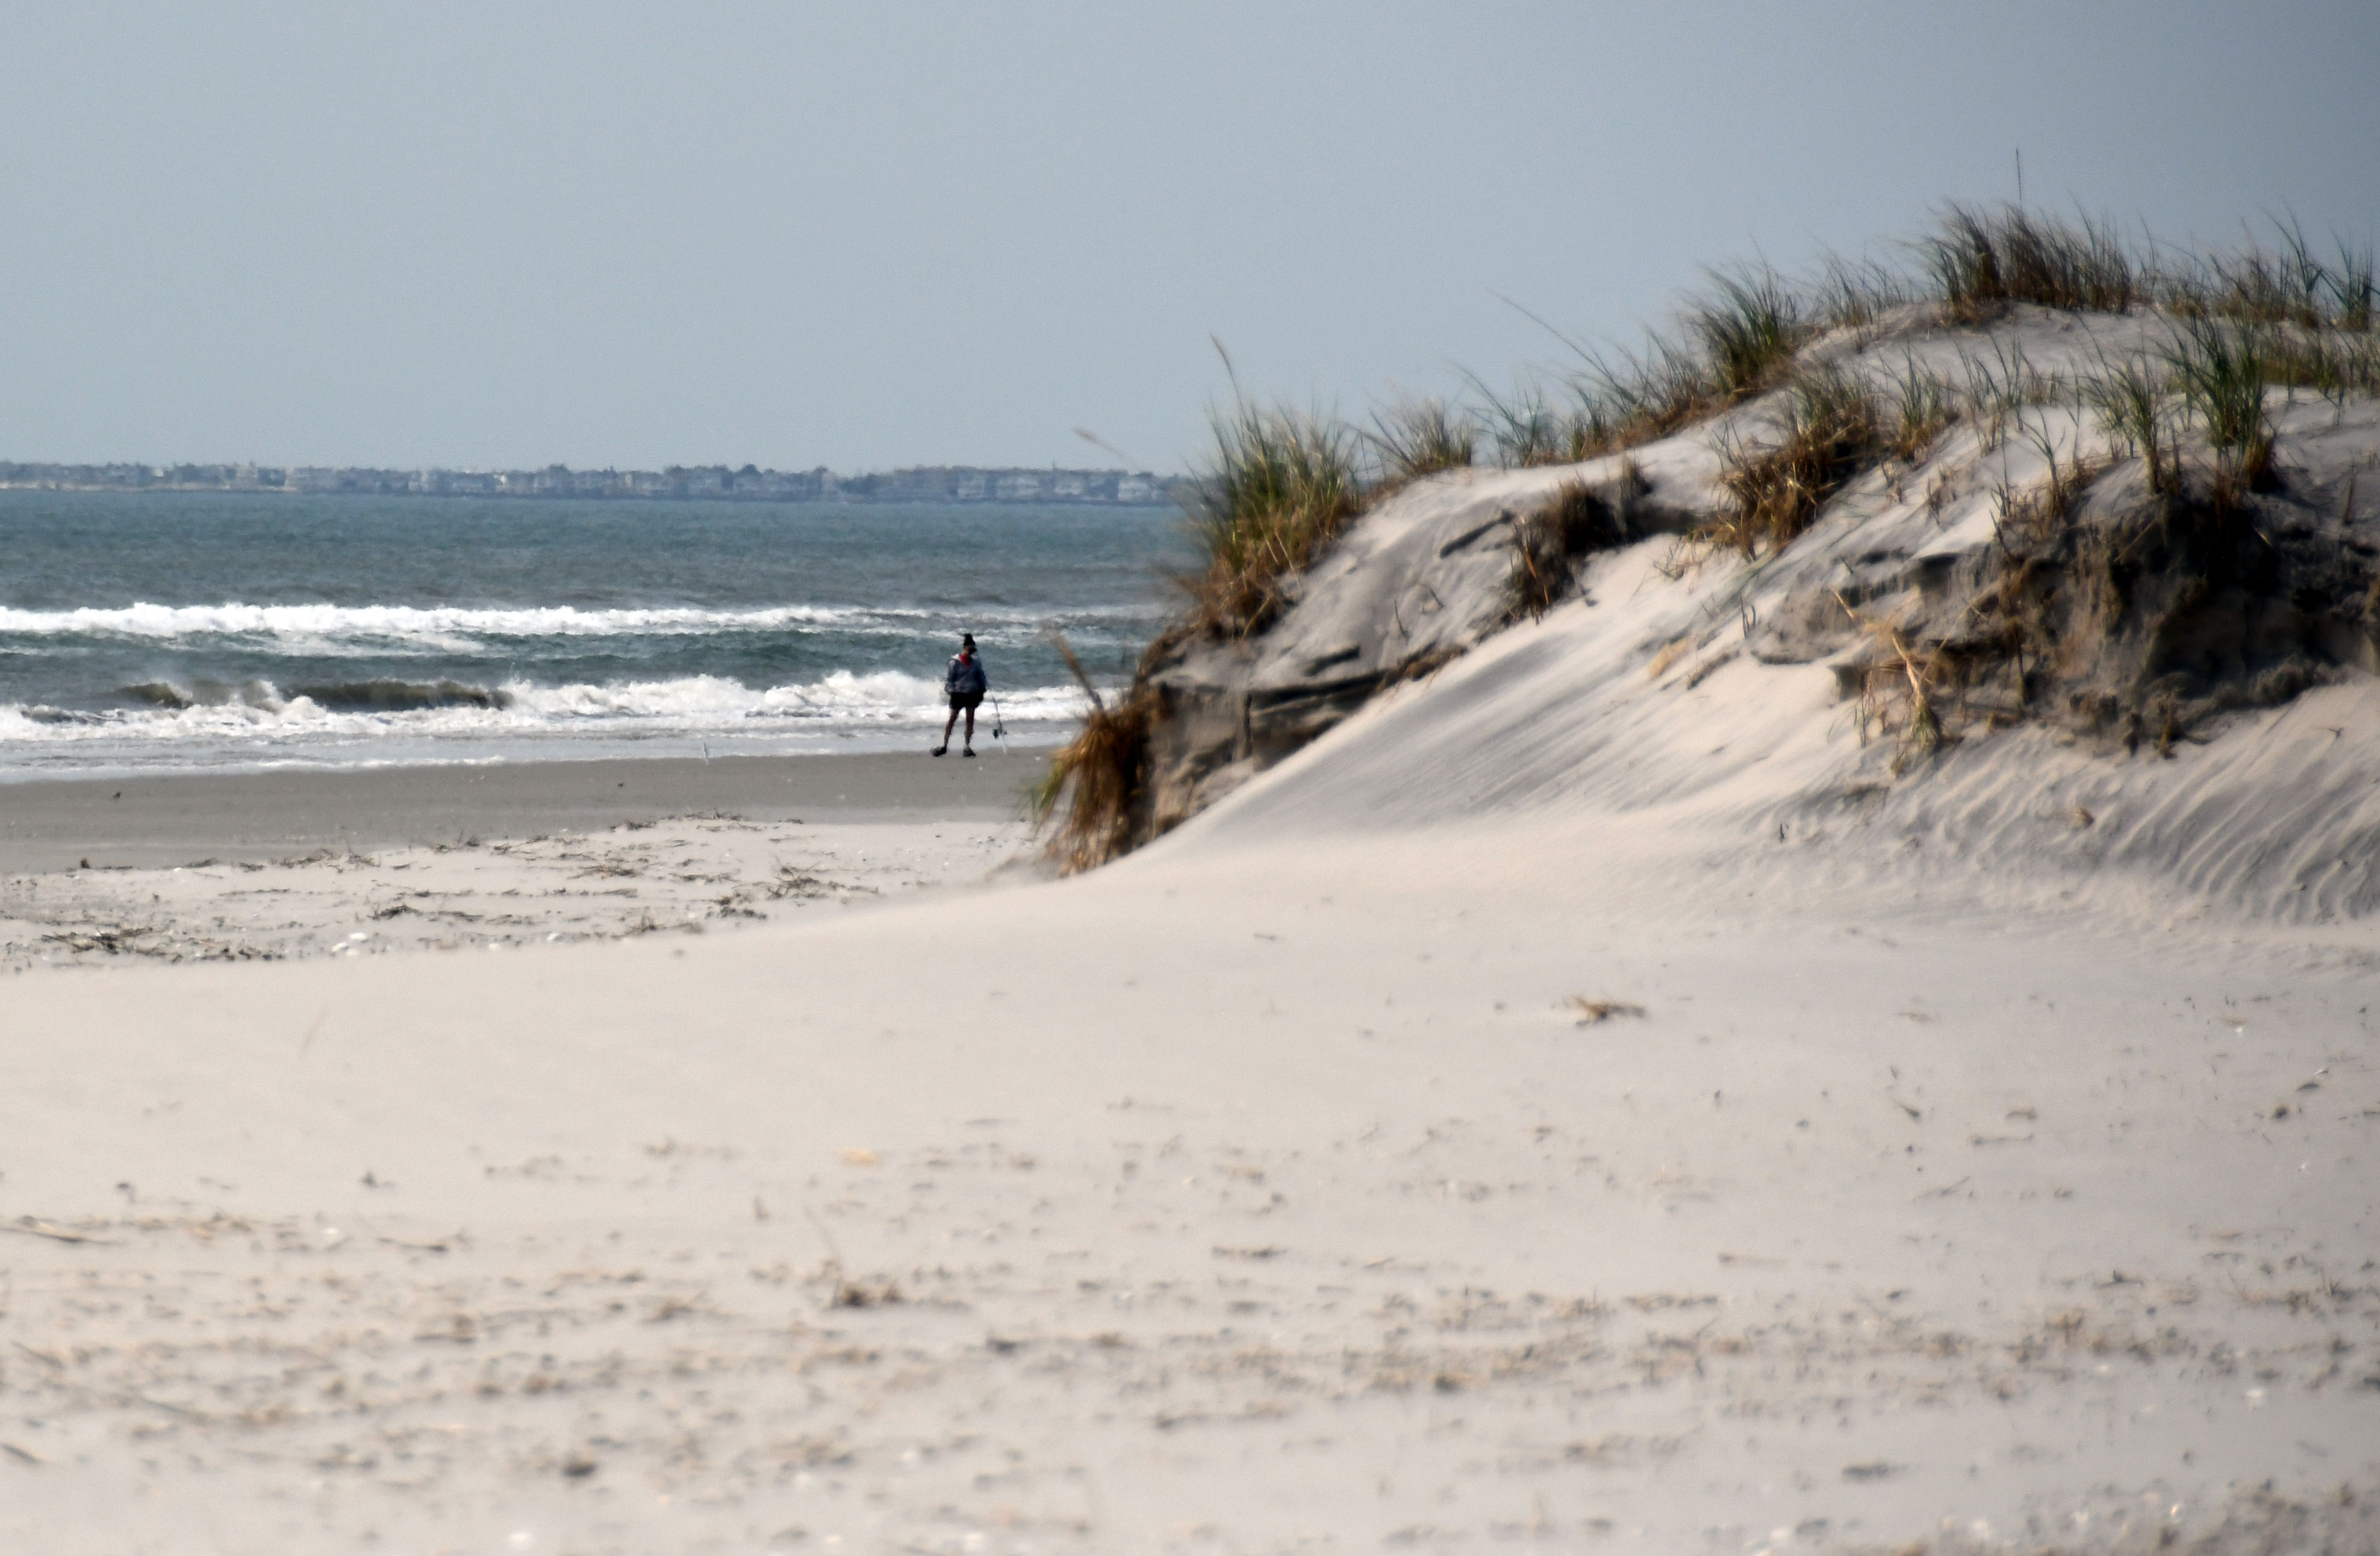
[1,458,1177,504]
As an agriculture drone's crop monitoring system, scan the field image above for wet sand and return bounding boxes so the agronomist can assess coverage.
[0,748,1053,874]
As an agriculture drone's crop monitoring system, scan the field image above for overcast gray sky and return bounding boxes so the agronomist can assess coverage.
[4,2,2374,473]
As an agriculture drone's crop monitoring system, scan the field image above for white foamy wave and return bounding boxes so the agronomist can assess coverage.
[0,599,1159,651]
[0,672,1099,749]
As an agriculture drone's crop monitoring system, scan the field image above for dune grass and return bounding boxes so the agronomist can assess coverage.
[2083,354,2181,497]
[2165,220,2365,331]
[2264,326,2380,407]
[1030,635,1157,874]
[1363,396,1478,488]
[1813,252,1914,333]
[1921,204,2143,317]
[1707,365,1880,557]
[1160,206,2373,602]
[1549,266,1813,463]
[1184,401,1362,635]
[1688,269,1804,401]
[1886,357,1959,463]
[1040,201,2380,870]
[2170,319,2275,509]
[1509,481,1622,619]
[2163,318,2276,509]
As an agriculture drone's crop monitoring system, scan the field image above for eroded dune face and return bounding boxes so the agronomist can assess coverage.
[1132,307,2380,928]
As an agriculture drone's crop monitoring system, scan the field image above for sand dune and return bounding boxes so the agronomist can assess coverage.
[7,585,2378,1551]
[8,305,2380,1549]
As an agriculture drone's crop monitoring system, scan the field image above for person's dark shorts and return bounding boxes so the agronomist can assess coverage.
[949,691,983,712]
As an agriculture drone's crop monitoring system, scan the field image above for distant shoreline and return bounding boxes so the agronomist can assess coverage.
[0,461,1186,505]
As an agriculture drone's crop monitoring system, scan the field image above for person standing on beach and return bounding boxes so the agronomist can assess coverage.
[935,633,988,757]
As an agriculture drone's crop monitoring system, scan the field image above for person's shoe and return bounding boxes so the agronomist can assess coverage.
[962,747,976,758]
[931,745,947,757]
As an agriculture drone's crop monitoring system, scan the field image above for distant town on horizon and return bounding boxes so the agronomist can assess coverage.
[0,460,1183,505]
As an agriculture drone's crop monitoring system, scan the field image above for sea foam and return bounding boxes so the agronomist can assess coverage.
[0,600,1155,651]
[0,671,1095,748]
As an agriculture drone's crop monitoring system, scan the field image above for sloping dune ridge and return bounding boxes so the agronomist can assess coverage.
[8,307,2380,1550]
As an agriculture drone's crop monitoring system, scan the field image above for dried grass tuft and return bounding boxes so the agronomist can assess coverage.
[1510,481,1622,619]
[1834,593,1954,772]
[1708,366,1880,557]
[1569,997,1647,1025]
[1031,635,1157,875]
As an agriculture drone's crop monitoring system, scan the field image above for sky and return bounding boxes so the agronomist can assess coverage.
[4,2,2375,475]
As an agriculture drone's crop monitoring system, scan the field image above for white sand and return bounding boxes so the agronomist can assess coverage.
[2,816,1032,969]
[7,569,2377,1554]
[7,420,2380,1548]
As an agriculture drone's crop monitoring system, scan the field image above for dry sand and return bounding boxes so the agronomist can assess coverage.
[5,549,2378,1552]
[2,752,1048,969]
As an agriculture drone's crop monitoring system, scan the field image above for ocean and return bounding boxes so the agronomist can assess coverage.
[0,490,1193,778]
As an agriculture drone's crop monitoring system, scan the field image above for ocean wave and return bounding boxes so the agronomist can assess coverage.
[0,671,1099,746]
[126,676,508,711]
[0,599,1161,651]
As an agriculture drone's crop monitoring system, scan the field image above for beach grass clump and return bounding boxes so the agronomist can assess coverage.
[1957,338,2069,449]
[2163,223,2378,333]
[1365,396,1478,487]
[2083,355,2181,497]
[1477,266,1822,471]
[1920,204,2140,318]
[1708,365,1880,556]
[2325,240,2376,332]
[1577,266,1808,454]
[1567,339,1706,454]
[2263,326,2380,406]
[2191,223,2330,329]
[1186,401,1362,633]
[2164,317,2275,508]
[1509,481,1621,619]
[1468,381,1572,469]
[1032,636,1157,875]
[1886,357,1958,463]
[1813,252,1913,332]
[1685,267,1804,401]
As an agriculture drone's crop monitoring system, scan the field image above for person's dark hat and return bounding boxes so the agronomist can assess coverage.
[960,633,976,648]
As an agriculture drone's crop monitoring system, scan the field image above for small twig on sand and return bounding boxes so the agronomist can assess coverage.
[376,1234,452,1254]
[2,1217,117,1246]
[1569,998,1648,1025]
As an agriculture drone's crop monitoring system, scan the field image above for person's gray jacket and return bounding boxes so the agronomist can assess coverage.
[944,653,988,697]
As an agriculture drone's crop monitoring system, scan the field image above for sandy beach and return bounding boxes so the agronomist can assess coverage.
[0,751,1049,873]
[14,8,2377,1549]
[2,752,1050,969]
[5,537,2377,1551]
